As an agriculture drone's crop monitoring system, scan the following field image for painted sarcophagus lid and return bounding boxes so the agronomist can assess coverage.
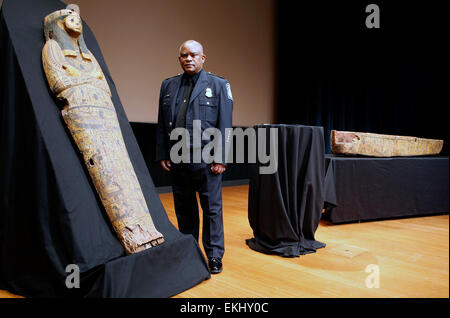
[330,130,444,157]
[41,4,164,254]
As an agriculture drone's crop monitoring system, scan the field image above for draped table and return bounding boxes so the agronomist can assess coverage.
[322,155,449,223]
[246,124,326,257]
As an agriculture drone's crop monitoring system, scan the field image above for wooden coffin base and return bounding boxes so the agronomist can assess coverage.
[330,130,444,157]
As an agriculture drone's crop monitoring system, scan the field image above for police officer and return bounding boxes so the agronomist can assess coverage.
[156,40,233,274]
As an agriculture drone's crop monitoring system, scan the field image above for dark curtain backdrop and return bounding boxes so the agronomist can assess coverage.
[276,0,447,155]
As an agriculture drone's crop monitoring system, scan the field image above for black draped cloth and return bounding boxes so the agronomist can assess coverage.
[0,0,209,297]
[246,124,326,257]
[323,155,449,224]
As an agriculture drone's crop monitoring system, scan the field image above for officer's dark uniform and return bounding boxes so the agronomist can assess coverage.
[156,69,233,260]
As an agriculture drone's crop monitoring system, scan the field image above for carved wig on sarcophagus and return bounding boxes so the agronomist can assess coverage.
[41,5,164,254]
[330,130,444,157]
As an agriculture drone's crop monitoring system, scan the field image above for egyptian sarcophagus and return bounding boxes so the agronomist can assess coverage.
[41,5,164,254]
[330,130,444,157]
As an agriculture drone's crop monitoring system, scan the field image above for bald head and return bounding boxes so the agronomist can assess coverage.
[179,40,204,55]
[178,40,206,75]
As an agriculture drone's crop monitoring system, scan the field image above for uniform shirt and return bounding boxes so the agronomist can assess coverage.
[174,70,202,127]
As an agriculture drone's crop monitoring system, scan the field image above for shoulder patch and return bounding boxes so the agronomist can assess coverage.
[226,82,233,100]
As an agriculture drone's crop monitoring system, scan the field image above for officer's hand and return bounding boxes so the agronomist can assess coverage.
[211,163,226,174]
[160,160,171,172]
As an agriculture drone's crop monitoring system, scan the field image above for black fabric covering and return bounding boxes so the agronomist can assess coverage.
[323,155,449,224]
[246,124,326,257]
[0,0,209,297]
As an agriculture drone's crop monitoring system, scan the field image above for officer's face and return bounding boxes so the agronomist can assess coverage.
[179,43,205,75]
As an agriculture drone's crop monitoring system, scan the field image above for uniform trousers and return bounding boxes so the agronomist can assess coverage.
[171,163,224,259]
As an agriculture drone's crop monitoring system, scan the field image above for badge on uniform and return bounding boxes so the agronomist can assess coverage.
[205,88,213,98]
[226,83,233,100]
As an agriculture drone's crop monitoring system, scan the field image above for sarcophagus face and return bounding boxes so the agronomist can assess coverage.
[41,5,164,254]
[331,130,444,157]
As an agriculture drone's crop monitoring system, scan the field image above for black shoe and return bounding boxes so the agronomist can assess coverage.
[208,257,223,274]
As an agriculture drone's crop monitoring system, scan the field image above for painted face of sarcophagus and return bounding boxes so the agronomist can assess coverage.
[41,5,164,254]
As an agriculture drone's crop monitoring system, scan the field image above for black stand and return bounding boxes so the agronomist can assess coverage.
[0,0,209,297]
[246,124,326,257]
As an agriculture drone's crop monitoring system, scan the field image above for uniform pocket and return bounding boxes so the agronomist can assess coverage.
[199,97,218,122]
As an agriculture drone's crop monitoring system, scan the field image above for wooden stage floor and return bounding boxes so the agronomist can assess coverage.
[1,185,448,298]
